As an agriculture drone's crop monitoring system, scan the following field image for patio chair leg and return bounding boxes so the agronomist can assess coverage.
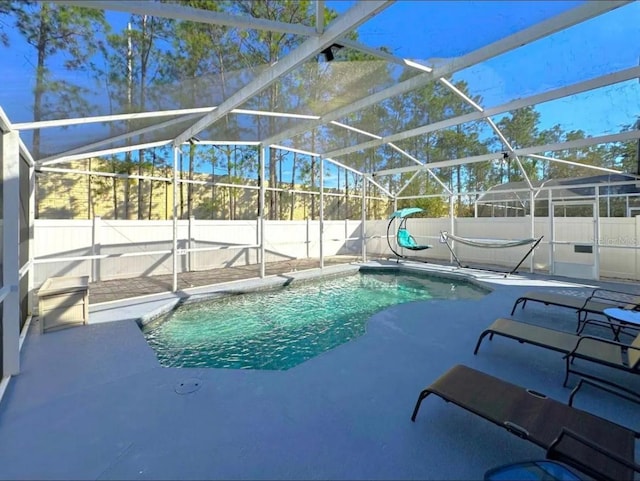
[510,298,525,316]
[563,357,572,387]
[609,323,621,342]
[474,330,493,355]
[411,390,432,421]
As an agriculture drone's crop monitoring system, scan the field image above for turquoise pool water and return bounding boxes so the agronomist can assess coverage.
[143,270,487,370]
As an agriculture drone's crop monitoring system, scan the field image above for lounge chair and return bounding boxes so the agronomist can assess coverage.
[510,288,640,334]
[411,364,640,481]
[474,317,640,394]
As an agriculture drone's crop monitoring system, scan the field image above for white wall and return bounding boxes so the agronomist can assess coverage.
[366,216,640,281]
[34,216,640,288]
[34,218,364,287]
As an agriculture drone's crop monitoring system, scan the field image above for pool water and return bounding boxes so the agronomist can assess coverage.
[143,270,487,370]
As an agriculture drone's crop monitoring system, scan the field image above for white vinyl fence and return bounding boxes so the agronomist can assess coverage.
[33,216,640,289]
[33,218,363,287]
[365,216,640,281]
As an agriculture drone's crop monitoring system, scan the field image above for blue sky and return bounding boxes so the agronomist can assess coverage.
[0,0,638,184]
[340,1,639,137]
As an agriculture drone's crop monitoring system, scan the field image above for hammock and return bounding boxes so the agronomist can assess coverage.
[440,231,544,277]
[440,231,539,249]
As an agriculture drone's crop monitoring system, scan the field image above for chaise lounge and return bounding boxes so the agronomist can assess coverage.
[474,317,640,393]
[411,364,640,481]
[510,288,640,334]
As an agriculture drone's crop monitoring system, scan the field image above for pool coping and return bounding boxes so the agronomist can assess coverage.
[86,259,598,332]
[91,261,504,330]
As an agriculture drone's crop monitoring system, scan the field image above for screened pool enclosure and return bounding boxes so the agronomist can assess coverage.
[0,0,639,378]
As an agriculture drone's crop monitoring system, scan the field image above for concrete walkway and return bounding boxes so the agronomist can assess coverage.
[1,261,639,480]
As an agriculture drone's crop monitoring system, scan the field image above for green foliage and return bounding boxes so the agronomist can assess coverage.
[8,1,108,158]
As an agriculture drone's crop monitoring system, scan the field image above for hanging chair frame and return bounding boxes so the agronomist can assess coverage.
[386,208,432,262]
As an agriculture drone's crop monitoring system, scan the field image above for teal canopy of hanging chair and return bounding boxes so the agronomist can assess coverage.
[389,207,424,219]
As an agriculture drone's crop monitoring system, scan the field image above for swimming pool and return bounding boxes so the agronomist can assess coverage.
[142,269,487,370]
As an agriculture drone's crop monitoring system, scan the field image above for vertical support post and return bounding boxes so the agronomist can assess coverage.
[344,218,348,255]
[188,215,194,272]
[361,175,367,262]
[259,145,266,278]
[2,130,21,376]
[548,189,554,275]
[474,198,478,218]
[306,216,310,258]
[449,195,455,264]
[27,162,35,315]
[626,195,630,217]
[393,198,398,254]
[529,190,536,273]
[319,158,324,269]
[594,186,600,280]
[256,217,260,264]
[172,145,179,292]
[91,216,101,282]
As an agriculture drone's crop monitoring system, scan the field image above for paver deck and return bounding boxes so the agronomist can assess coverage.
[89,256,360,304]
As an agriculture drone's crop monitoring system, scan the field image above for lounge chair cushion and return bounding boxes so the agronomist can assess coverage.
[412,365,636,481]
[482,318,623,366]
[515,291,622,314]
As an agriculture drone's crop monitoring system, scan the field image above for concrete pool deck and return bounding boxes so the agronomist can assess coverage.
[1,260,640,479]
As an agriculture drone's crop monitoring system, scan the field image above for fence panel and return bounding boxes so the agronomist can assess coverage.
[33,216,640,285]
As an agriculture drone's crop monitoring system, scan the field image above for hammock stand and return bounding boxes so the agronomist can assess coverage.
[387,207,433,262]
[440,231,543,277]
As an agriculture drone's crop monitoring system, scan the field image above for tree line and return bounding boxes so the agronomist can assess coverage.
[1,1,637,220]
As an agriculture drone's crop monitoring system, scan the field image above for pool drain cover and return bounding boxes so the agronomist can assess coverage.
[175,378,202,395]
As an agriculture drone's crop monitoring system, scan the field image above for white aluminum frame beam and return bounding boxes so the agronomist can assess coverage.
[363,174,394,198]
[52,0,314,36]
[373,129,640,177]
[259,145,266,278]
[27,33,635,168]
[263,0,630,147]
[270,145,320,157]
[13,107,217,130]
[527,153,633,176]
[2,130,21,375]
[0,107,12,133]
[40,165,368,197]
[172,146,179,292]
[36,115,203,166]
[437,76,533,189]
[323,65,640,160]
[387,143,452,195]
[38,140,172,167]
[17,107,320,131]
[319,157,324,268]
[34,107,317,166]
[54,0,419,77]
[173,1,393,146]
[18,138,35,167]
[316,1,324,34]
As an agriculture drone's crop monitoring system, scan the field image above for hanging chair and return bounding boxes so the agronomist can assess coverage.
[387,207,432,260]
